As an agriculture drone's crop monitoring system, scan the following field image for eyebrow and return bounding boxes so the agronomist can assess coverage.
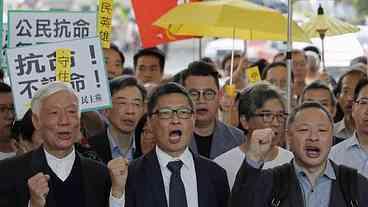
[114,97,143,102]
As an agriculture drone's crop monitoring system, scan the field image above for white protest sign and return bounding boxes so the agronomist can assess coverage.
[8,10,97,48]
[6,37,111,119]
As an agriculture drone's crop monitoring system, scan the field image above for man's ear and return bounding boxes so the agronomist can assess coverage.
[32,113,41,130]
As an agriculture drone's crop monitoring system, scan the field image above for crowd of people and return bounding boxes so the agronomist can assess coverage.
[0,43,368,207]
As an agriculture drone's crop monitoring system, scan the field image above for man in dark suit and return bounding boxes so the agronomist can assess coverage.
[89,76,146,164]
[110,82,230,207]
[0,82,125,207]
[230,102,368,207]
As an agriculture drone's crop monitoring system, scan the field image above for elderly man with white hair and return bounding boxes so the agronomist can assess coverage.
[0,81,126,207]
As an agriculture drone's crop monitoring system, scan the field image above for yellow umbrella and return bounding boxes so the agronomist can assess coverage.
[154,0,309,92]
[154,0,310,42]
[302,5,360,70]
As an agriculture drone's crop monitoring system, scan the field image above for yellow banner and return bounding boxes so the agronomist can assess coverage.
[246,66,261,85]
[56,48,72,82]
[98,0,113,48]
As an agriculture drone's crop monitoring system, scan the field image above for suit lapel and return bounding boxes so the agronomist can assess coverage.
[193,154,210,207]
[144,150,168,207]
[29,147,57,207]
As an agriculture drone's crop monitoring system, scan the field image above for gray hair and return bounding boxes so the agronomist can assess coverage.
[31,81,79,116]
[238,81,286,120]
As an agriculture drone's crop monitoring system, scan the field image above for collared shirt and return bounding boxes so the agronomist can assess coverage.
[156,146,198,207]
[44,148,75,181]
[334,119,354,140]
[329,133,368,178]
[293,160,336,207]
[107,127,135,161]
[28,148,123,207]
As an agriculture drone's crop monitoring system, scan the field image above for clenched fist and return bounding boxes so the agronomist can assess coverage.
[245,128,274,162]
[27,172,50,207]
[108,157,128,198]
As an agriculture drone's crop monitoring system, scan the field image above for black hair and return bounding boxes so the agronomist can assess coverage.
[301,80,337,106]
[133,114,148,159]
[334,69,367,96]
[181,61,220,89]
[0,70,4,80]
[133,47,166,73]
[303,46,321,60]
[147,82,194,116]
[0,82,11,93]
[109,75,147,101]
[353,78,368,101]
[108,43,125,65]
[11,109,34,142]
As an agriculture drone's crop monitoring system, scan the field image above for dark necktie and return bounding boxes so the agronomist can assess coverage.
[167,160,188,207]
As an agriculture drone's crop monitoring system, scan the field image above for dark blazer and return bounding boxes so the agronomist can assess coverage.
[230,159,368,207]
[0,147,111,207]
[190,120,244,159]
[89,129,112,164]
[125,149,230,207]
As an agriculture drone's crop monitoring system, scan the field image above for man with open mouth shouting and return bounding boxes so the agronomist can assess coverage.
[111,82,229,207]
[230,102,368,207]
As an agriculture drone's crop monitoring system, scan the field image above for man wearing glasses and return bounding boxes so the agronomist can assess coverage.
[330,78,368,179]
[215,82,293,189]
[0,82,16,160]
[181,61,244,159]
[109,82,230,207]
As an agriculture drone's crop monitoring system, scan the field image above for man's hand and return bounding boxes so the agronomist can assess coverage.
[245,128,274,162]
[108,157,128,199]
[28,173,50,207]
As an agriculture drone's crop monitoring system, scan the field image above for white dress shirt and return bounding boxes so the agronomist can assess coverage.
[156,146,198,207]
[29,148,123,207]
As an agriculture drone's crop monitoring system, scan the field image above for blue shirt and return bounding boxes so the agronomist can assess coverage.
[329,133,368,178]
[293,160,336,207]
[107,127,135,162]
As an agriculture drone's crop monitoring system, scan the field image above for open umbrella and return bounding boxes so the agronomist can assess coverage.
[302,5,360,70]
[154,0,309,93]
[154,0,309,42]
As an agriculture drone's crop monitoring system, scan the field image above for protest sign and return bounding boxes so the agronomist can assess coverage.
[98,0,113,48]
[8,10,97,48]
[6,37,111,119]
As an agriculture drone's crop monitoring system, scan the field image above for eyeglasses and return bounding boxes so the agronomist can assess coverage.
[254,112,288,123]
[188,89,217,101]
[355,98,368,106]
[152,107,193,119]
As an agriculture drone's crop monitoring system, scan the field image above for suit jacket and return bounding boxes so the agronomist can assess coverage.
[125,149,230,207]
[190,120,244,159]
[89,129,113,164]
[229,159,368,207]
[0,147,111,207]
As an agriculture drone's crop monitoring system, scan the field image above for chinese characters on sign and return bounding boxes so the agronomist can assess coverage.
[8,11,97,48]
[98,0,113,48]
[56,48,72,82]
[6,37,111,119]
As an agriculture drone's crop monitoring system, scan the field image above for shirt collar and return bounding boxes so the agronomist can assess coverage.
[107,127,136,152]
[348,133,365,149]
[334,119,346,134]
[43,147,76,181]
[293,159,336,180]
[156,145,194,171]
